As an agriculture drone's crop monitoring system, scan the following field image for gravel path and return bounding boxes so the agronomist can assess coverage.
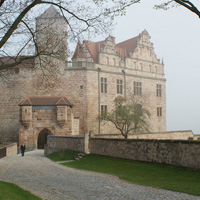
[0,150,200,200]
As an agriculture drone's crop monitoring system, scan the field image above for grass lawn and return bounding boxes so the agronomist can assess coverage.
[0,181,41,200]
[46,150,78,162]
[48,153,200,196]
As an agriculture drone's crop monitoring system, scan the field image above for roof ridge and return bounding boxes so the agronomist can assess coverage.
[37,5,63,20]
[19,98,32,106]
[56,97,68,105]
[116,36,139,46]
[64,97,73,106]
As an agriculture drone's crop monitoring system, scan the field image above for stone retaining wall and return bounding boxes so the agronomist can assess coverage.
[90,138,200,170]
[6,143,17,156]
[45,135,85,155]
[0,143,17,158]
[44,133,200,170]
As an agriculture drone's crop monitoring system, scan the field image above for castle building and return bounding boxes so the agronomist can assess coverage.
[0,6,166,149]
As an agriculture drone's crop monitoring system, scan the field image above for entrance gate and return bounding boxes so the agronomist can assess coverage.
[37,129,52,149]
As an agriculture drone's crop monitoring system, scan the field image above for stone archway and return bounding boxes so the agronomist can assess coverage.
[37,128,52,149]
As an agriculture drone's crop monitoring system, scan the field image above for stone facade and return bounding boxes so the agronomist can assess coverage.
[18,97,75,149]
[0,6,166,148]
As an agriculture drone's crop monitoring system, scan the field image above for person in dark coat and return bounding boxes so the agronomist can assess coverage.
[21,144,26,156]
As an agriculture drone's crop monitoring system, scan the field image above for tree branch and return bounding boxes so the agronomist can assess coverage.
[0,0,42,49]
[174,0,200,18]
[0,0,5,7]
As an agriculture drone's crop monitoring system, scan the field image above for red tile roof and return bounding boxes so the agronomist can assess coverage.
[19,96,73,107]
[83,40,104,63]
[76,35,139,63]
[116,36,139,58]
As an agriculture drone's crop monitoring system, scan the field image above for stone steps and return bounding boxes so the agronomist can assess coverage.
[56,152,86,164]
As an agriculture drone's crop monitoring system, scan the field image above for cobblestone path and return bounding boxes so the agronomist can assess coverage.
[0,150,200,200]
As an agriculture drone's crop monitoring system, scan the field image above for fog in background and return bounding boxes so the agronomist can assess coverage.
[92,1,200,134]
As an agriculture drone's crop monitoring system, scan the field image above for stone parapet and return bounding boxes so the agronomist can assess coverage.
[93,130,194,140]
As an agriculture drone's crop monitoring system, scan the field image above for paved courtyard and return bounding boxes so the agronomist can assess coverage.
[0,150,200,200]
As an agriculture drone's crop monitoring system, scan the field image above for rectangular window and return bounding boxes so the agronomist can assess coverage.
[101,77,107,93]
[134,82,142,96]
[157,107,162,116]
[156,84,162,97]
[117,79,123,94]
[101,105,107,115]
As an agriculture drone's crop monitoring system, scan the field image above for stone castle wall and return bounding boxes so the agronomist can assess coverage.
[45,134,200,170]
[0,23,167,144]
[44,135,84,155]
[93,130,194,140]
[0,64,166,142]
[0,67,89,143]
[89,138,200,170]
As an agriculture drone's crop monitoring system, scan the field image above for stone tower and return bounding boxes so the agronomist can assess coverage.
[36,6,68,61]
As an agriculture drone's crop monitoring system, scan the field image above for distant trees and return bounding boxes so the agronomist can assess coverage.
[99,98,151,139]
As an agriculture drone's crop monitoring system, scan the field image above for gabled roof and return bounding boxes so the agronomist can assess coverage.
[116,36,139,57]
[83,40,104,63]
[19,96,73,107]
[72,41,86,59]
[73,35,140,64]
[37,6,63,19]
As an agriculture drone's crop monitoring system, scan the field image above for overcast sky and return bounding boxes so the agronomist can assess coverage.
[93,1,200,134]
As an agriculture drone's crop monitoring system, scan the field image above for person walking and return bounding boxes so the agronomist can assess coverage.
[21,144,26,156]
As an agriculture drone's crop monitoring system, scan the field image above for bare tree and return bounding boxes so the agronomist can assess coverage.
[154,0,200,18]
[99,98,151,139]
[0,0,140,74]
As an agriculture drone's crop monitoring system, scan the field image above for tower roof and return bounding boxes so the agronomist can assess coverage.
[37,6,63,19]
